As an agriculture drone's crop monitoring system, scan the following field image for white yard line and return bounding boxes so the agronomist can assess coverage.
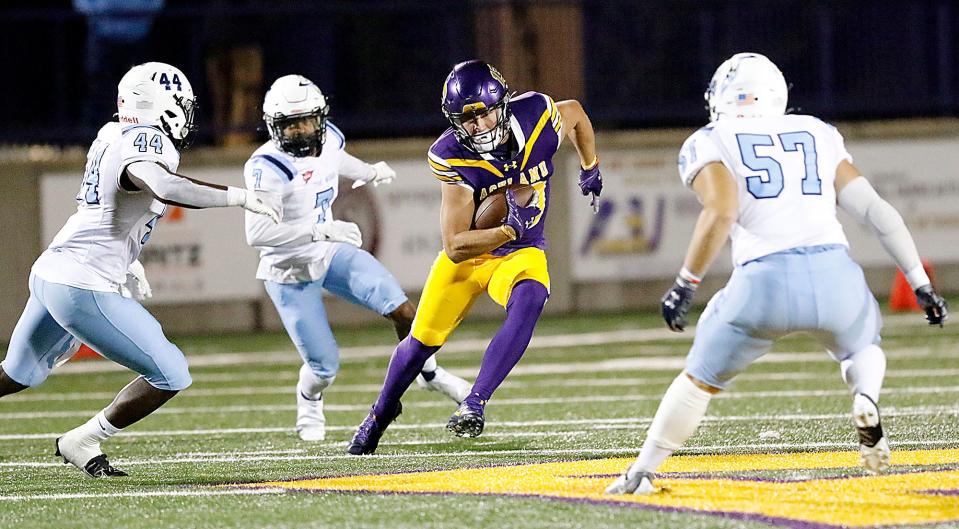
[3,384,959,420]
[46,312,946,376]
[7,348,952,404]
[1,404,955,441]
[17,366,954,396]
[0,488,287,501]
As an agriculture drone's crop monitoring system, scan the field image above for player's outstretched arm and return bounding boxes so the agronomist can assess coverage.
[124,161,278,222]
[557,100,602,210]
[835,160,948,325]
[662,162,738,331]
[441,184,515,263]
[339,151,396,189]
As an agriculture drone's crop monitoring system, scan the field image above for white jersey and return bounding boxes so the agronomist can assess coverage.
[678,114,852,265]
[244,122,353,283]
[32,123,179,292]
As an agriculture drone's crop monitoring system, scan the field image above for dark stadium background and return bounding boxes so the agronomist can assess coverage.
[1,0,955,146]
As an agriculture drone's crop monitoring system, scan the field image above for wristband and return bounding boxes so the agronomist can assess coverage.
[500,224,517,241]
[582,155,599,170]
[677,267,702,289]
[226,186,247,207]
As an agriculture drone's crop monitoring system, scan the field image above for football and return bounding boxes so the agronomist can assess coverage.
[473,184,535,230]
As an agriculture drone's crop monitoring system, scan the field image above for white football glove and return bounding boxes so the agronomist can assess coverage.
[227,187,280,223]
[119,260,152,300]
[313,220,362,247]
[352,161,396,189]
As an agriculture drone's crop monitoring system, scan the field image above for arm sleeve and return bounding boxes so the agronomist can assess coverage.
[678,127,723,187]
[838,176,930,289]
[245,209,314,248]
[338,151,375,181]
[242,159,313,248]
[125,161,231,208]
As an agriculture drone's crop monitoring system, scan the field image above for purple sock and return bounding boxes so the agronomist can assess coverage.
[468,280,548,404]
[372,336,439,417]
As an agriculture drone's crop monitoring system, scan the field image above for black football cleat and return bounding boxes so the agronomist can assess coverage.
[347,401,402,455]
[447,398,486,438]
[55,437,128,478]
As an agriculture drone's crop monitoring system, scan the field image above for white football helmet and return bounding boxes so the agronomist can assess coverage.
[117,62,197,148]
[263,75,330,157]
[705,52,788,122]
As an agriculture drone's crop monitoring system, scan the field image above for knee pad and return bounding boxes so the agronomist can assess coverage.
[147,346,192,391]
[507,280,549,312]
[304,357,339,379]
[0,359,47,389]
[153,363,192,391]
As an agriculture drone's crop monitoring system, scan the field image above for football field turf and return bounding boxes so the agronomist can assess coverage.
[1,309,957,529]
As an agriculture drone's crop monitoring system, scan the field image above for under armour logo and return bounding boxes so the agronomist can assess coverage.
[503,161,517,171]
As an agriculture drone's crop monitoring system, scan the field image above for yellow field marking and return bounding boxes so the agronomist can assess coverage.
[242,449,959,528]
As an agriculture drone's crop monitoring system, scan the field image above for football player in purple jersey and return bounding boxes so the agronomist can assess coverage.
[348,60,603,454]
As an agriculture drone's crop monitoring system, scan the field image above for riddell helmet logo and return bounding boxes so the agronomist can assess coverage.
[119,115,139,124]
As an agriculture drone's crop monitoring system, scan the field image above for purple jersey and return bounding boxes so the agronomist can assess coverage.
[428,91,563,256]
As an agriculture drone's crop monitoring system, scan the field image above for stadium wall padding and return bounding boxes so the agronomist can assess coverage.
[2,120,958,339]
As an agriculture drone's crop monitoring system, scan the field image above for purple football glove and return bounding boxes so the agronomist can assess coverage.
[579,159,602,212]
[504,188,541,240]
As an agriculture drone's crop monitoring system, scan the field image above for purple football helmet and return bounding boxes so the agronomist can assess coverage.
[441,60,513,153]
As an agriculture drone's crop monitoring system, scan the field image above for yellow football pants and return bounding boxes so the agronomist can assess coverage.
[410,247,550,347]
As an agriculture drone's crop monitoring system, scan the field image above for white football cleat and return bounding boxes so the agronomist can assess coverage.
[296,390,326,442]
[853,393,890,474]
[54,430,126,478]
[860,437,891,475]
[605,465,656,495]
[415,367,471,404]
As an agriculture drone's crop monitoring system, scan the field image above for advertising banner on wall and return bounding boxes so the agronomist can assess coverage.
[569,137,959,282]
[40,161,447,304]
[40,168,262,303]
[568,147,733,280]
[837,138,959,267]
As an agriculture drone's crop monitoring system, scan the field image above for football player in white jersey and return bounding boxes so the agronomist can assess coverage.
[0,62,279,478]
[606,53,949,495]
[244,75,471,441]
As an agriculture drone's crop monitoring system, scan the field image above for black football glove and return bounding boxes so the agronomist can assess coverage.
[661,277,697,332]
[915,284,948,327]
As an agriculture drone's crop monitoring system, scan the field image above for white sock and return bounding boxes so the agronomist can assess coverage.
[298,364,335,400]
[631,372,713,476]
[421,354,438,373]
[840,344,886,402]
[74,411,121,444]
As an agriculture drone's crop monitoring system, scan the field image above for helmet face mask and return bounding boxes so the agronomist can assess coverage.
[117,62,197,149]
[441,60,512,154]
[705,52,788,122]
[160,93,197,149]
[263,75,330,158]
[445,96,511,154]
